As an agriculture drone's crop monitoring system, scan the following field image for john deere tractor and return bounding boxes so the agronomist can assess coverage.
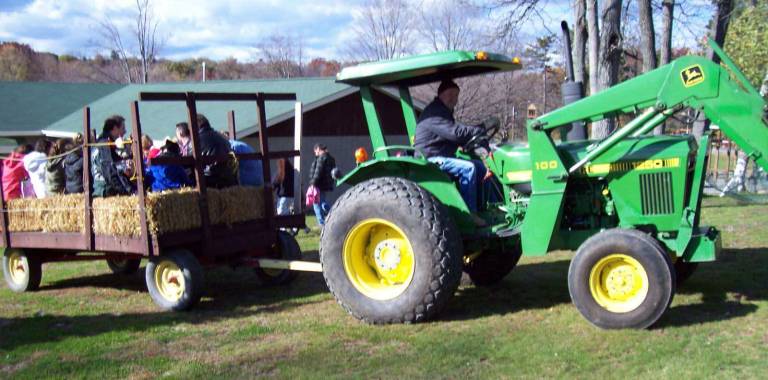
[319,39,768,329]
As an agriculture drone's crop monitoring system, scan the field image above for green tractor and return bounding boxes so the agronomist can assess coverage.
[319,40,768,329]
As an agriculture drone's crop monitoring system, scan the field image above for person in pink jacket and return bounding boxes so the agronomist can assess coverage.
[2,145,31,200]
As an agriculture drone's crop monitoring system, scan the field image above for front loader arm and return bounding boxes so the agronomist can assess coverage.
[520,39,768,255]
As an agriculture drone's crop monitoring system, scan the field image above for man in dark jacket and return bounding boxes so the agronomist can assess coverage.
[414,80,486,219]
[308,143,336,226]
[92,115,134,197]
[196,114,238,188]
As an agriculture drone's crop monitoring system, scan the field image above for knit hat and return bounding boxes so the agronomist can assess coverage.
[437,79,459,94]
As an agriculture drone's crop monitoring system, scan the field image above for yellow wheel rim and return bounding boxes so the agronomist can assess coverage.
[154,261,186,302]
[589,254,649,313]
[342,218,416,300]
[6,251,27,285]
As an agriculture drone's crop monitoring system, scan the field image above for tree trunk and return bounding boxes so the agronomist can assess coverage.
[586,0,600,96]
[693,0,734,139]
[660,0,674,65]
[760,69,768,97]
[638,0,661,134]
[573,0,587,84]
[592,0,622,139]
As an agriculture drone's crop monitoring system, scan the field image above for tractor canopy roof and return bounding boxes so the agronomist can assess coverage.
[336,50,522,87]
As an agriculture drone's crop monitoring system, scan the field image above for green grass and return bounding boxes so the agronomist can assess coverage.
[2,197,768,379]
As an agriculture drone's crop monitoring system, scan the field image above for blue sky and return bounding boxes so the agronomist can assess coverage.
[0,0,711,62]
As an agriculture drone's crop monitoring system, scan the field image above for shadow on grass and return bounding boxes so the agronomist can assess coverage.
[657,247,767,328]
[3,248,767,350]
[445,247,768,328]
[0,252,328,352]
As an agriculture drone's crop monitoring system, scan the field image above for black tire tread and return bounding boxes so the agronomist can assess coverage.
[320,177,463,324]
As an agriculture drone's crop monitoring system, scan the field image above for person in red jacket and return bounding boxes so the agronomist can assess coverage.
[2,145,32,200]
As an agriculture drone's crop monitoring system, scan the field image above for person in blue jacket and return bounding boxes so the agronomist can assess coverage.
[145,140,193,192]
[222,132,264,187]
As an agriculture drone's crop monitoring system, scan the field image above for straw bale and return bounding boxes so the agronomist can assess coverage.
[41,194,84,233]
[6,186,265,237]
[7,194,84,233]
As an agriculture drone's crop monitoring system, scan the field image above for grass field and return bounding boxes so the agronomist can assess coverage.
[1,196,768,379]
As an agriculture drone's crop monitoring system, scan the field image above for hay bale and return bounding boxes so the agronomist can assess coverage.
[6,186,265,237]
[7,194,85,233]
[7,198,44,232]
[41,194,84,233]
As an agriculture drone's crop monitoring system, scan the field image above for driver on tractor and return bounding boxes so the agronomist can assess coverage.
[414,80,491,225]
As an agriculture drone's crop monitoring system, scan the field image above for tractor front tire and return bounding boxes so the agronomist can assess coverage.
[464,240,522,286]
[255,231,302,286]
[320,177,463,324]
[2,249,42,292]
[107,258,141,275]
[568,229,675,329]
[146,250,204,311]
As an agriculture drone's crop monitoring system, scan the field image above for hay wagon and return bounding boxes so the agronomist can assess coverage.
[1,91,321,311]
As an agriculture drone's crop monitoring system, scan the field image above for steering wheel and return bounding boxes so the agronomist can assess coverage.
[462,118,500,152]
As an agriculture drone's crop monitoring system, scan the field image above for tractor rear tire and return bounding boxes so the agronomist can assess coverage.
[2,249,42,292]
[146,250,204,311]
[107,258,141,275]
[255,231,302,286]
[320,177,463,324]
[568,229,675,329]
[464,240,522,286]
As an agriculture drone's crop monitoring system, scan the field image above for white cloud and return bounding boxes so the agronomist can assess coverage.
[0,0,360,60]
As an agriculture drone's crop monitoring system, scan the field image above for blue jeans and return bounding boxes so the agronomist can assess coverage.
[312,191,331,226]
[428,157,486,212]
[276,197,293,216]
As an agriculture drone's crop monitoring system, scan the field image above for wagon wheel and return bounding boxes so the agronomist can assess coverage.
[145,250,204,311]
[107,257,141,275]
[255,231,302,285]
[2,249,42,292]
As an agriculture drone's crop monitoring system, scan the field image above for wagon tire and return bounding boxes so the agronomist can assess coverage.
[146,250,204,311]
[255,231,302,286]
[2,249,42,292]
[107,258,141,275]
[320,177,463,324]
[568,228,675,329]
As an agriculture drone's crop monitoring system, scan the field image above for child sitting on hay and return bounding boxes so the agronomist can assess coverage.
[145,140,193,192]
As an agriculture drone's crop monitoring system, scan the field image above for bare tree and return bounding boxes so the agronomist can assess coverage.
[692,0,733,139]
[572,0,588,84]
[419,0,484,51]
[348,0,415,60]
[637,0,660,133]
[97,19,136,83]
[659,0,674,65]
[96,0,162,84]
[257,33,304,78]
[134,0,161,84]
[586,0,600,96]
[592,0,623,139]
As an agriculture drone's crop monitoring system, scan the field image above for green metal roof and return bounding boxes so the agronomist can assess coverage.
[336,50,522,86]
[0,82,124,136]
[47,78,353,140]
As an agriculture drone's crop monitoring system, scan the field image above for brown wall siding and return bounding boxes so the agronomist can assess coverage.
[266,90,409,138]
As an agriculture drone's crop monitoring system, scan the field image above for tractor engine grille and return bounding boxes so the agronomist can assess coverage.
[640,172,674,215]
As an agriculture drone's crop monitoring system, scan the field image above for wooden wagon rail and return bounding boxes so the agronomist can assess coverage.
[0,91,304,263]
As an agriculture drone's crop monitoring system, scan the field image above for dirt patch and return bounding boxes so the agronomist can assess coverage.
[1,350,47,375]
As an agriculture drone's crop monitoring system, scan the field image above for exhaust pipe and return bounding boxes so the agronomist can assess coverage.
[560,21,587,141]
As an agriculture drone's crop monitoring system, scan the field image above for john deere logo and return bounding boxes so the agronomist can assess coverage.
[681,65,705,87]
